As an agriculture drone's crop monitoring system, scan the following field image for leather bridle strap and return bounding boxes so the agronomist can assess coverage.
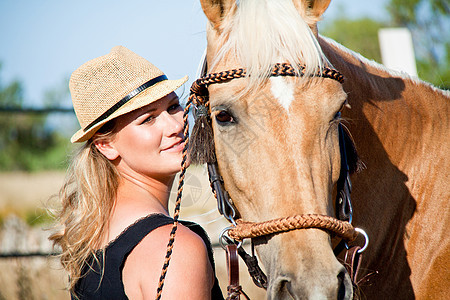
[345,246,362,283]
[226,244,250,300]
[336,121,353,222]
[226,244,241,300]
[208,163,236,223]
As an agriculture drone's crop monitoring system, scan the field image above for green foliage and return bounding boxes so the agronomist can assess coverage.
[0,206,54,227]
[321,1,449,88]
[24,207,54,227]
[0,65,74,171]
[387,0,421,24]
[387,0,449,87]
[387,0,449,24]
[321,18,385,63]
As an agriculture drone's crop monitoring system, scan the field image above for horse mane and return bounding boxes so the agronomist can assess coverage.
[321,35,450,97]
[212,0,328,93]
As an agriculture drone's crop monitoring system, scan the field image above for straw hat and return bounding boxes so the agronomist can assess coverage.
[70,45,188,143]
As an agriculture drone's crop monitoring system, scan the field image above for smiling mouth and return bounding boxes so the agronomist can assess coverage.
[161,140,184,152]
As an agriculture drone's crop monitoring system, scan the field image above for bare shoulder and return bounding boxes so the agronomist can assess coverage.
[122,222,214,300]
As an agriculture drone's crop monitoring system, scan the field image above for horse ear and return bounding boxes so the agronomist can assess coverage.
[294,0,331,30]
[200,0,235,30]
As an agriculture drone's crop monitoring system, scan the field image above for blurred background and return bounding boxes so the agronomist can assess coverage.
[0,0,448,299]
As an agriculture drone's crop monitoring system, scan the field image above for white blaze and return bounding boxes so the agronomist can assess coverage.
[270,77,295,111]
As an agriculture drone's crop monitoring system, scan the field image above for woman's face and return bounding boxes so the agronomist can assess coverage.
[103,92,185,179]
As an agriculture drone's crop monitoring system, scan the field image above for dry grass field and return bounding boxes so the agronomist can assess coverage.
[0,168,265,299]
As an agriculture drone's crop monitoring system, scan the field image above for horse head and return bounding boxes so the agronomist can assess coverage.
[197,0,359,299]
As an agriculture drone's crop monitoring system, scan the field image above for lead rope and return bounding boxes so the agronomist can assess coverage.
[155,98,193,300]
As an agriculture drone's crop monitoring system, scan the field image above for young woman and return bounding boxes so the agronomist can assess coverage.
[49,46,223,299]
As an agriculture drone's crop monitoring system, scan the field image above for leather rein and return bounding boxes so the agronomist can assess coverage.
[155,60,369,300]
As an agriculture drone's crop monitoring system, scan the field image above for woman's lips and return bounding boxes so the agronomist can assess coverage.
[161,140,184,153]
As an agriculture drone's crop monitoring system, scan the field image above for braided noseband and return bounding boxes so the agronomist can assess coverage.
[229,214,358,242]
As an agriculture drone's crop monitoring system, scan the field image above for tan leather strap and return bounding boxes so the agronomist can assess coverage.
[229,214,357,242]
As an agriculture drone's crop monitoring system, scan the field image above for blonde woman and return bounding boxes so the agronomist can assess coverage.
[50,46,223,299]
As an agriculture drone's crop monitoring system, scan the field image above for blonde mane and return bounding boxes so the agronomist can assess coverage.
[321,35,450,98]
[212,0,328,91]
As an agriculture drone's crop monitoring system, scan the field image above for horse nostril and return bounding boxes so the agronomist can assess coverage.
[270,277,294,300]
[278,279,292,299]
[337,270,348,300]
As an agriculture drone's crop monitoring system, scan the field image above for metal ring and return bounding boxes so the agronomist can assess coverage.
[219,227,242,250]
[355,228,369,253]
[193,104,208,119]
[225,209,237,226]
[228,216,237,226]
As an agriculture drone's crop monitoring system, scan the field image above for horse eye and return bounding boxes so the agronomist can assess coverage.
[215,110,235,125]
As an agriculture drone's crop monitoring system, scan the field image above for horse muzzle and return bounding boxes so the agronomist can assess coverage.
[267,267,353,300]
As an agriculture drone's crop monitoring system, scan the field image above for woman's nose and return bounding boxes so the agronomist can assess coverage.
[160,111,183,136]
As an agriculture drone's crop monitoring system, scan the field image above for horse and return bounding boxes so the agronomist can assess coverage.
[192,0,449,299]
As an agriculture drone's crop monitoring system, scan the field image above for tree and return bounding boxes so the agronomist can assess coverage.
[387,0,449,87]
[321,17,385,63]
[321,1,449,88]
[0,64,73,171]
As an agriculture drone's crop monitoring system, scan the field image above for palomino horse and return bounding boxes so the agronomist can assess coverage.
[194,0,449,299]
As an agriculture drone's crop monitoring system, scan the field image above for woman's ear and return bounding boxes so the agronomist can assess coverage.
[94,138,120,161]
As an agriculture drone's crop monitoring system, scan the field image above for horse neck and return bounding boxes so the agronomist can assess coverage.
[318,37,450,296]
[319,36,449,196]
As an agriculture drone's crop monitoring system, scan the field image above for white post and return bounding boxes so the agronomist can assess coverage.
[378,28,418,77]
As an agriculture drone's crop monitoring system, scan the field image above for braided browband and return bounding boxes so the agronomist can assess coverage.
[190,63,344,105]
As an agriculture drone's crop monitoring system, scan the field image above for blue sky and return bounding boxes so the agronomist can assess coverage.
[0,0,389,107]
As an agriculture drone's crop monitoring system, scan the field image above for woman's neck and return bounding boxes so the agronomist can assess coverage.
[101,171,176,247]
[116,171,175,215]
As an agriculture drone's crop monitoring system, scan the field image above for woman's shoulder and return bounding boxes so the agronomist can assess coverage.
[122,221,214,299]
[134,220,209,254]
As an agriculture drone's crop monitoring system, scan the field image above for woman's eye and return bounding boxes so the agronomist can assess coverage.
[215,110,235,124]
[141,115,155,124]
[168,103,182,113]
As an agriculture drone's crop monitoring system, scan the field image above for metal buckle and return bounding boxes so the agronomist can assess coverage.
[220,227,242,250]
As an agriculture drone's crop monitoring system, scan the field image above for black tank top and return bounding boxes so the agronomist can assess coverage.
[72,214,224,299]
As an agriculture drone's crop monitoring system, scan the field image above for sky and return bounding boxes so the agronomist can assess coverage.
[0,0,389,108]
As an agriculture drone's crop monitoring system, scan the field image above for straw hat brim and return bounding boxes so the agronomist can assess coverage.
[71,76,188,143]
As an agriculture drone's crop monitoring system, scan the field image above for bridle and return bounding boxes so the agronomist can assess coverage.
[155,59,369,299]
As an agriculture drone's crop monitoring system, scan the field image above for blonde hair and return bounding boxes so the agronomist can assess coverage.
[49,123,119,293]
